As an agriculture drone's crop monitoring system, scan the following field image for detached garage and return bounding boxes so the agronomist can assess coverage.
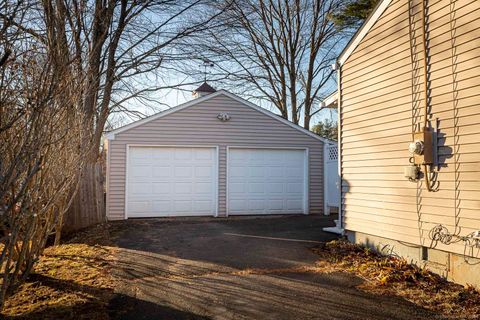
[104,84,331,219]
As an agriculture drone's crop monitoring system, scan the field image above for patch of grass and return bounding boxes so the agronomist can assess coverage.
[312,239,480,319]
[2,225,117,320]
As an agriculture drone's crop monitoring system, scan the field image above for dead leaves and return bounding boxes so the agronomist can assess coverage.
[312,240,480,318]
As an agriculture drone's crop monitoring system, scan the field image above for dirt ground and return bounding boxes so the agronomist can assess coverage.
[3,215,478,319]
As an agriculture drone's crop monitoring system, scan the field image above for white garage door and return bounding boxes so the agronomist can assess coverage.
[126,146,217,217]
[227,148,307,215]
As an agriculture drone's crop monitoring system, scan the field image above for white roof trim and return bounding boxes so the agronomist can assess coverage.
[320,91,338,109]
[338,0,392,66]
[105,90,333,144]
[220,91,333,144]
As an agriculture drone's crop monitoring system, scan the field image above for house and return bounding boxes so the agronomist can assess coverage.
[104,84,335,220]
[325,0,480,285]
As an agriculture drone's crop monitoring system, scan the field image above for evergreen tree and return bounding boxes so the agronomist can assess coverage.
[330,0,379,29]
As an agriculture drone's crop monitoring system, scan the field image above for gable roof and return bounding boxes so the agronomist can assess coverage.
[105,90,333,144]
[338,0,392,66]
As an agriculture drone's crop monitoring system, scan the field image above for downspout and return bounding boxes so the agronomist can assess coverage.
[323,60,344,235]
[323,142,329,216]
[336,61,344,234]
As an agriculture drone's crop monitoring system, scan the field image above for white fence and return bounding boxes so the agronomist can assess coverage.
[324,143,340,215]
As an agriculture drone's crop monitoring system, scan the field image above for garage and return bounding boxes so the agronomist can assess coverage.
[105,87,333,220]
[126,146,217,217]
[227,148,307,215]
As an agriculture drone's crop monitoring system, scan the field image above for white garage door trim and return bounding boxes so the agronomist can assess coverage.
[226,146,309,216]
[125,144,219,218]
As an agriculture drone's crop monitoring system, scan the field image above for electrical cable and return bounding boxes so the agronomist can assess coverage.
[419,0,433,192]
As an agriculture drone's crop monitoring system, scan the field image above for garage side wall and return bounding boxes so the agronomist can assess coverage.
[106,93,324,219]
[339,0,480,273]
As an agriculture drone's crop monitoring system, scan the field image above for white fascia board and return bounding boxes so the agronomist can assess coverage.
[219,91,334,145]
[338,0,392,66]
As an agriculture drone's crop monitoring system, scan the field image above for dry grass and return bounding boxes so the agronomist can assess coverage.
[2,223,479,319]
[311,240,480,319]
[2,224,117,319]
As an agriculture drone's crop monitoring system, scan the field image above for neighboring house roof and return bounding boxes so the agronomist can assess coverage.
[337,0,392,66]
[105,90,334,144]
[194,82,217,93]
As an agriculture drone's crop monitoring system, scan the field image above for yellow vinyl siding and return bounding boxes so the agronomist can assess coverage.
[340,0,480,256]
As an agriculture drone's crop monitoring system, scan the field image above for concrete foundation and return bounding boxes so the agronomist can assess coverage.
[346,230,480,287]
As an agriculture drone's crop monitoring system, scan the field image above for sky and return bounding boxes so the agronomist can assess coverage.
[112,73,339,130]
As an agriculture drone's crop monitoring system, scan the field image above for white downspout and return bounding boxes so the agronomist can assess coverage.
[336,61,344,234]
[323,142,329,216]
[323,60,344,235]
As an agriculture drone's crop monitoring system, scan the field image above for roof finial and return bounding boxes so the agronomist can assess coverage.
[202,59,214,82]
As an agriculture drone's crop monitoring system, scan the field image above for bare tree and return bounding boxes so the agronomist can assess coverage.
[0,0,87,307]
[6,0,228,228]
[179,0,342,129]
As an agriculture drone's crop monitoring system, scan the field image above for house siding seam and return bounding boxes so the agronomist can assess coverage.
[106,93,324,219]
[340,0,480,257]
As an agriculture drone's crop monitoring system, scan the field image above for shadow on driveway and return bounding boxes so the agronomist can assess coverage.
[106,215,438,320]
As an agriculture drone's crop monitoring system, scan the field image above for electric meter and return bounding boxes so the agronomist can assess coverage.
[409,140,424,155]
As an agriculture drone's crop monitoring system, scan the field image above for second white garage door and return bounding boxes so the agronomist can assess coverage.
[227,148,307,215]
[126,146,217,217]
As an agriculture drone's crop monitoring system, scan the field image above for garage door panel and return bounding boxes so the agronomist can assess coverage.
[131,166,150,178]
[129,183,150,195]
[174,148,192,160]
[195,166,213,178]
[287,199,303,210]
[194,182,214,194]
[174,200,192,212]
[195,148,213,160]
[132,148,152,160]
[174,182,192,194]
[152,201,171,213]
[268,199,284,210]
[228,148,306,215]
[286,167,303,177]
[152,166,171,178]
[129,201,150,214]
[174,166,192,178]
[268,183,284,193]
[246,200,264,210]
[287,183,303,193]
[194,200,214,212]
[152,182,170,194]
[127,146,216,218]
[152,149,170,159]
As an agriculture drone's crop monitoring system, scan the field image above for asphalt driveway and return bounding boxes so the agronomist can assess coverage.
[108,215,437,320]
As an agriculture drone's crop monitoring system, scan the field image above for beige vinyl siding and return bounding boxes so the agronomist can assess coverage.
[106,93,324,220]
[340,0,480,256]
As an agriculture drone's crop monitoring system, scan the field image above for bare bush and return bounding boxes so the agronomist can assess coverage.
[0,1,87,307]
